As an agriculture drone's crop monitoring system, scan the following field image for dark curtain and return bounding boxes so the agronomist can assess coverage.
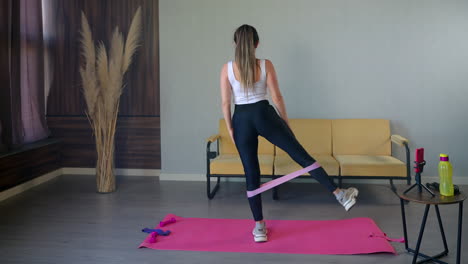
[0,1,5,152]
[0,0,16,150]
[0,121,7,153]
[0,0,49,151]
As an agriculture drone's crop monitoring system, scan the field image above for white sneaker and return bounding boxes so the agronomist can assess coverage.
[252,222,268,243]
[337,187,359,211]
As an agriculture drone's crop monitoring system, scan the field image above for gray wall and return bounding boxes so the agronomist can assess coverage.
[160,0,468,179]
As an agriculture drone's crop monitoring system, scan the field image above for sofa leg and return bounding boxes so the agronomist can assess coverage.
[207,175,221,199]
[390,179,397,193]
[338,177,343,188]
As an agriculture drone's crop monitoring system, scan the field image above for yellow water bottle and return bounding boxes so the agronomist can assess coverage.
[438,154,454,196]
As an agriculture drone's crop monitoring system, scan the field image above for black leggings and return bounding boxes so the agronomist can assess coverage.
[232,100,337,221]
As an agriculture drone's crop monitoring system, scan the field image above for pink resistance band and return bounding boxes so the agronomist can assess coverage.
[247,162,321,198]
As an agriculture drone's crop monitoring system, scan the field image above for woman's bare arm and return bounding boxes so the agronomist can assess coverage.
[220,63,235,143]
[265,59,289,126]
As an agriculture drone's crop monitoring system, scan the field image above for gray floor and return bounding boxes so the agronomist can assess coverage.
[0,175,466,264]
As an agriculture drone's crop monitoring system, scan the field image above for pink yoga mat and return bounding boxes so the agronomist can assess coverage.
[139,214,398,255]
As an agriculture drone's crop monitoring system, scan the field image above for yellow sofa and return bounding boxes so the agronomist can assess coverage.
[206,119,410,199]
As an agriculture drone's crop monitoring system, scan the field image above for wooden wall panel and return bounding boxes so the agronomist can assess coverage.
[47,117,160,169]
[46,0,159,116]
[45,0,160,169]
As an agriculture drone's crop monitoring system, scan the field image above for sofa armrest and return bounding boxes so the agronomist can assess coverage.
[207,134,220,143]
[206,134,220,160]
[391,135,409,147]
[391,134,411,183]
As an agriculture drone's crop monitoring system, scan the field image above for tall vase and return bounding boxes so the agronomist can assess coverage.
[96,134,116,193]
[80,7,141,193]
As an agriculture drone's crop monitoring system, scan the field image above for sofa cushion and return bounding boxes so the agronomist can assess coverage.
[210,154,274,175]
[334,155,406,177]
[219,119,274,155]
[274,154,339,176]
[276,119,332,155]
[332,119,391,156]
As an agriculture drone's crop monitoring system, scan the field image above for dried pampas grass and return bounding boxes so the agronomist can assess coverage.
[80,7,142,193]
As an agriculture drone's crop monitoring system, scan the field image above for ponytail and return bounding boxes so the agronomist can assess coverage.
[234,25,259,93]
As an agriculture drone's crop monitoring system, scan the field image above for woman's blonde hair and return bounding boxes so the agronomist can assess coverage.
[234,24,259,93]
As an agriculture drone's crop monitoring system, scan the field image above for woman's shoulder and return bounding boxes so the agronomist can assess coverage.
[262,58,273,65]
[220,62,229,77]
[263,59,275,70]
[222,61,233,70]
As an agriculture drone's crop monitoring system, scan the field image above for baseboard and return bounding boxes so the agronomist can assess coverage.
[0,169,62,202]
[158,173,390,184]
[62,167,95,175]
[159,173,206,181]
[62,167,160,177]
[159,173,248,182]
[159,173,468,185]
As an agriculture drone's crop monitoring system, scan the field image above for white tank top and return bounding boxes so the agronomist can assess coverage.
[227,59,268,105]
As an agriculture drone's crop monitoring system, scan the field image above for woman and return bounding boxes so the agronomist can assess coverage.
[220,24,359,243]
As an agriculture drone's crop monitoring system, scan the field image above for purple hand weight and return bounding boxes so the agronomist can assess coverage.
[160,217,176,227]
[142,228,171,236]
